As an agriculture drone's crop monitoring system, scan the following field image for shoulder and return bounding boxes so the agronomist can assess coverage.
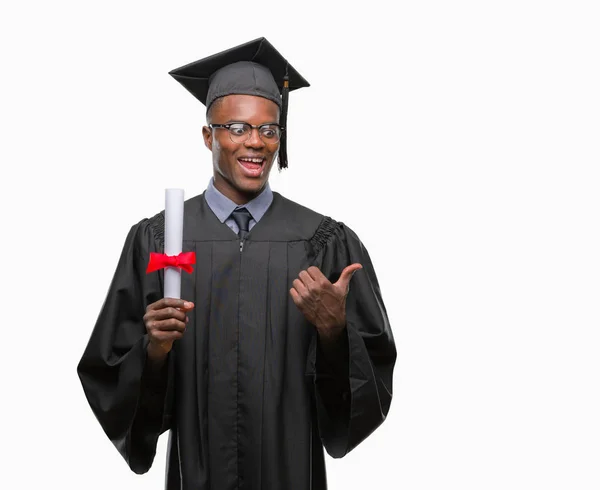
[271,192,341,240]
[117,213,163,255]
[135,193,207,247]
[271,192,363,252]
[144,211,165,242]
[273,193,359,236]
[273,192,325,221]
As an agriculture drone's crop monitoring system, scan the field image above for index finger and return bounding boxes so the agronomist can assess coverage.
[306,266,328,282]
[146,297,194,312]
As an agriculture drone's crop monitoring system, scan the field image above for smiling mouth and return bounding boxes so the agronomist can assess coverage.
[238,156,265,174]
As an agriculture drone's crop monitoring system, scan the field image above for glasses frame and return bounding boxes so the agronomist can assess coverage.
[209,122,285,144]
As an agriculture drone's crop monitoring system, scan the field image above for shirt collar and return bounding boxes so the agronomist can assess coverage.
[204,177,273,223]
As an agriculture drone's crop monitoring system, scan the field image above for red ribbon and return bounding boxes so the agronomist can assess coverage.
[146,252,196,274]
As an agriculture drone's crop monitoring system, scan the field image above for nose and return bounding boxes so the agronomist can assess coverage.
[244,127,265,149]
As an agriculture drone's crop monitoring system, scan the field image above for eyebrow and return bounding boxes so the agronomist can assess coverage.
[225,120,280,125]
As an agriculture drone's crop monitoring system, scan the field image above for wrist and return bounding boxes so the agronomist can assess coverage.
[147,341,169,365]
[317,323,345,344]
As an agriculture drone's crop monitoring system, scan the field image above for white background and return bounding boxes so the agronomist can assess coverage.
[1,1,599,489]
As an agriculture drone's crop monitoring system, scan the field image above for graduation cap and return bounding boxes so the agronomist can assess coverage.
[169,37,310,169]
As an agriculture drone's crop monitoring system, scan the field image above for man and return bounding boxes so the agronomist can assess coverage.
[78,37,396,490]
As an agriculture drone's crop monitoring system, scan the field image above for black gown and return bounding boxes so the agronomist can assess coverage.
[77,191,396,490]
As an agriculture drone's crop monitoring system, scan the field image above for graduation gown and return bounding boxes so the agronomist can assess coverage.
[77,191,396,490]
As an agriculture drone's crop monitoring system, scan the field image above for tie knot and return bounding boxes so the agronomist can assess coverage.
[231,207,252,238]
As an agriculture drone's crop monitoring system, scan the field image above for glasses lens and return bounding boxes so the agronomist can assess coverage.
[259,125,281,143]
[228,123,251,143]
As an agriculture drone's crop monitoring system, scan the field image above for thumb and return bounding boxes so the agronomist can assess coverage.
[334,263,363,291]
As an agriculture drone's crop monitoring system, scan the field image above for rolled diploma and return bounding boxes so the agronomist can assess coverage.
[164,188,184,299]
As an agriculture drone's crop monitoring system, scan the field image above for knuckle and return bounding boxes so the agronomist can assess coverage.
[148,299,161,311]
[170,318,185,331]
[166,298,183,308]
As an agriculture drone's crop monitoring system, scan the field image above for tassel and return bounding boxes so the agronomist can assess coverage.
[278,73,290,170]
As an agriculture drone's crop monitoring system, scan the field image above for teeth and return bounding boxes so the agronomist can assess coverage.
[240,158,263,163]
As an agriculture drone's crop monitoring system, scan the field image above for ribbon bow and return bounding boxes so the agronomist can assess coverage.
[146,252,196,274]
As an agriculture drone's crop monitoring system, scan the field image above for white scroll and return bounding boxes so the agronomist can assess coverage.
[164,188,184,299]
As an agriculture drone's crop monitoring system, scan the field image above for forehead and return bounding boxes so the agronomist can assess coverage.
[212,94,280,123]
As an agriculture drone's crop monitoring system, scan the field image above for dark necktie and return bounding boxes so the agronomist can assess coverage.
[231,207,252,240]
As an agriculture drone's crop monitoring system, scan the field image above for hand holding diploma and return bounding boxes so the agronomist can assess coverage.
[145,189,196,363]
[144,298,195,362]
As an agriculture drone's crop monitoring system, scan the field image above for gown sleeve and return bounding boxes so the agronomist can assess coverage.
[307,218,397,458]
[77,216,175,474]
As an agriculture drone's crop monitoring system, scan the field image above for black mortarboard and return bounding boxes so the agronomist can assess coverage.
[169,37,310,169]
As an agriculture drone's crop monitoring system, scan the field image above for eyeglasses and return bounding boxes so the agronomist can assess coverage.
[209,122,284,144]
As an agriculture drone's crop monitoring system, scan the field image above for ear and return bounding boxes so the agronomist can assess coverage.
[202,126,213,151]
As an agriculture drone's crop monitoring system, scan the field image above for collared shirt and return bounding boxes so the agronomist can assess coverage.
[203,177,273,234]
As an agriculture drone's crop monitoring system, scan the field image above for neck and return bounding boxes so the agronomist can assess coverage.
[213,174,264,205]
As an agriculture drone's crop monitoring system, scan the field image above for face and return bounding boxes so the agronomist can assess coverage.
[202,94,280,205]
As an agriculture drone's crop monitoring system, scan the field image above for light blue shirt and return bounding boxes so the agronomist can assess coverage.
[203,177,273,235]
